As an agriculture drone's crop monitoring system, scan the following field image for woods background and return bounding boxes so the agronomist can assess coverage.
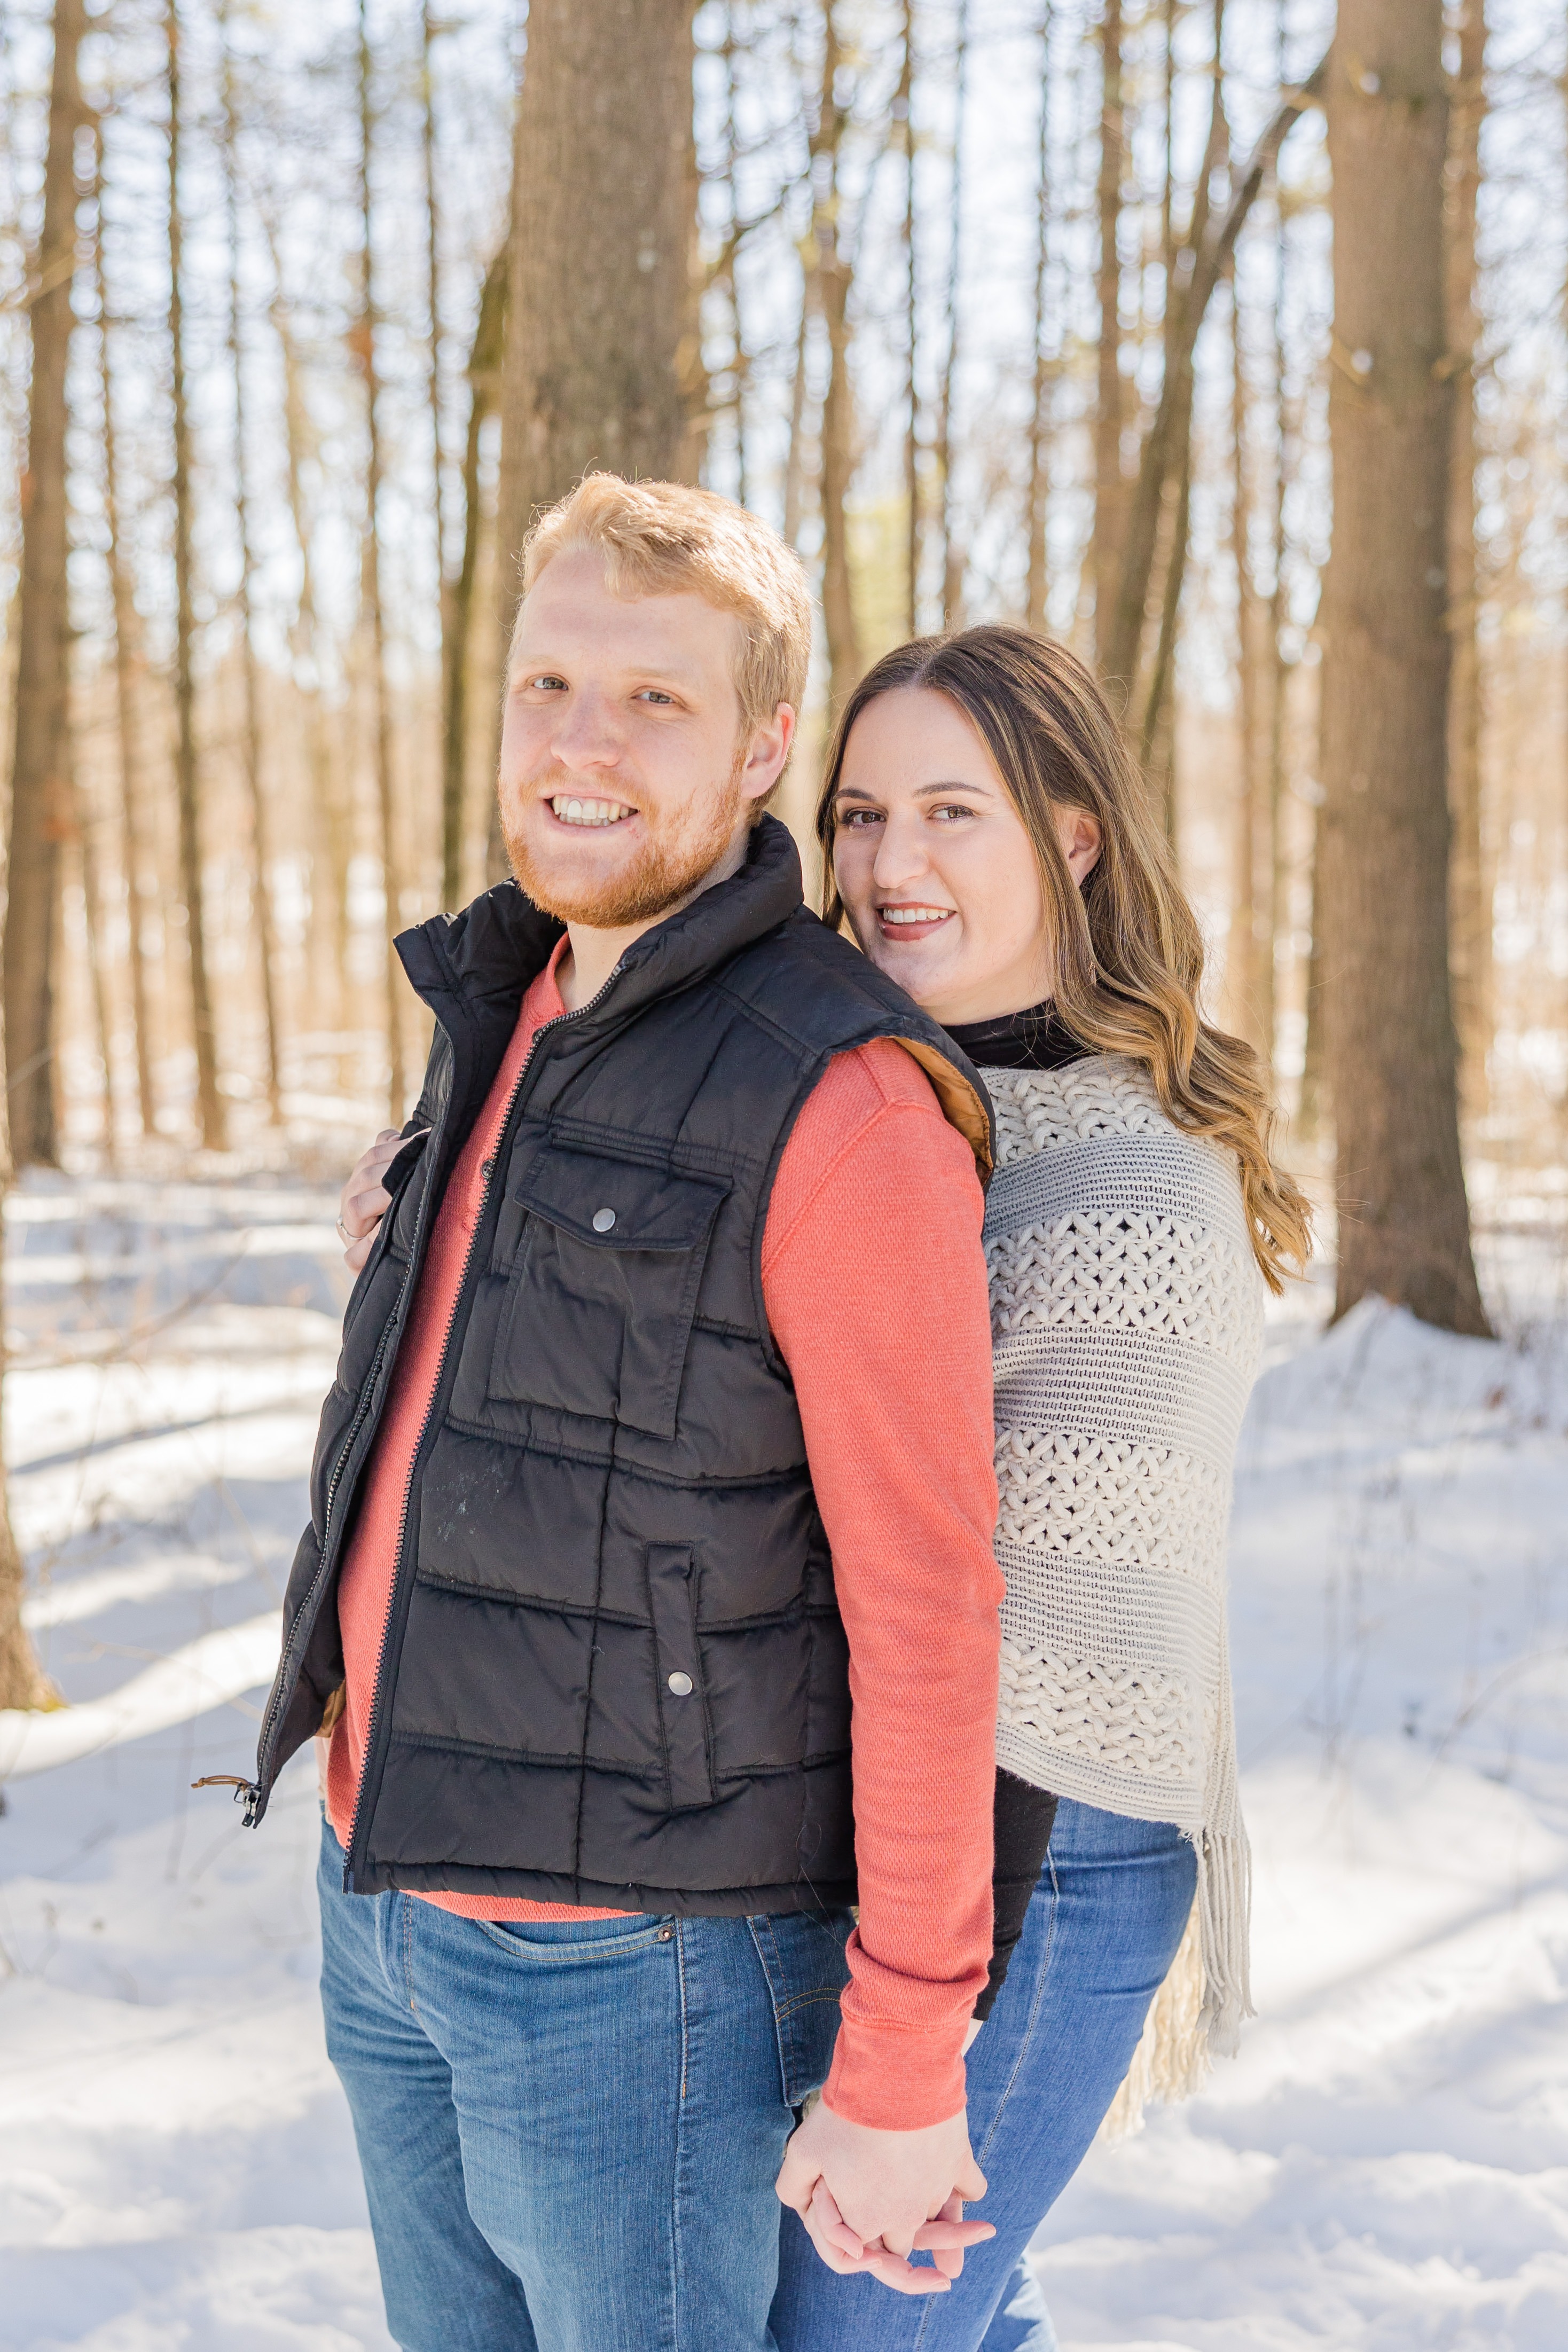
[1,0,1563,1698]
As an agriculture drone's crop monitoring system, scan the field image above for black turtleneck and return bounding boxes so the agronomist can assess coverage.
[941,999,1087,1073]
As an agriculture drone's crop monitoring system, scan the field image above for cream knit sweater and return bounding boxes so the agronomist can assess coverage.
[979,1051,1264,2073]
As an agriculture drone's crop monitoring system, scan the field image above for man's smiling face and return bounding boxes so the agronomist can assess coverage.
[497,546,783,929]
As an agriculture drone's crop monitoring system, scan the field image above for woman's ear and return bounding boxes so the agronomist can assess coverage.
[1059,805,1103,885]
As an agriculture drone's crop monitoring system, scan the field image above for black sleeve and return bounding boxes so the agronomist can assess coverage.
[973,1768,1057,2023]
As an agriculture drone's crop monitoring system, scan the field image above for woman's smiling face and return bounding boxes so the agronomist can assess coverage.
[831,686,1101,1026]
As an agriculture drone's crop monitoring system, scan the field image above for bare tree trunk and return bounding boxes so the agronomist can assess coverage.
[423,1,459,913]
[900,0,919,638]
[93,147,157,1140]
[70,763,115,1164]
[720,14,750,512]
[1137,0,1184,829]
[496,0,699,647]
[5,0,87,1171]
[936,0,969,629]
[167,0,226,1153]
[357,0,406,1126]
[1318,0,1487,1335]
[1445,0,1487,1124]
[812,4,862,715]
[0,1109,54,1701]
[1091,0,1124,672]
[1297,871,1326,1138]
[1024,2,1052,636]
[1267,119,1290,1093]
[1229,278,1272,1069]
[1103,43,1328,696]
[265,250,348,1029]
[221,13,283,1124]
[443,246,506,913]
[1138,438,1190,805]
[782,295,810,551]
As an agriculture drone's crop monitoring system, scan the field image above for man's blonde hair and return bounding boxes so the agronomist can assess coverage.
[515,474,813,736]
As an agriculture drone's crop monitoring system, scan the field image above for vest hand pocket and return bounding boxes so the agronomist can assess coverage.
[646,1543,714,1809]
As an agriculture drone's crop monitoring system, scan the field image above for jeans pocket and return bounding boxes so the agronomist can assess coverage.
[747,1908,854,2107]
[471,1912,675,1961]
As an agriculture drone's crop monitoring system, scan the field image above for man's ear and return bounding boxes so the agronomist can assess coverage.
[740,702,797,805]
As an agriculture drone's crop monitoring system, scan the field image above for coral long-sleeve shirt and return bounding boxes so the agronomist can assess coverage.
[326,941,1002,2129]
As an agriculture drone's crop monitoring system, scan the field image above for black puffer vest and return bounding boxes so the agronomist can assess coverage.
[248,819,992,1914]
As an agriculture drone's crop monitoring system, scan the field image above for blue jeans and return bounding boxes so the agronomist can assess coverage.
[317,1815,852,2351]
[771,1799,1198,2352]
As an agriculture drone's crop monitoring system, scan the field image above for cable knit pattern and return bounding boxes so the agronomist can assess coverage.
[981,1053,1264,2056]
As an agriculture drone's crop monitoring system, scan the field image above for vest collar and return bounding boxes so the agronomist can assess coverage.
[395,812,804,1030]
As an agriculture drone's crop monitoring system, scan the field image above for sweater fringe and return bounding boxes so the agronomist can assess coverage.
[1097,1820,1253,2144]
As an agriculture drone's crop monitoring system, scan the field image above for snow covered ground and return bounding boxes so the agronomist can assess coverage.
[1,1170,1565,2350]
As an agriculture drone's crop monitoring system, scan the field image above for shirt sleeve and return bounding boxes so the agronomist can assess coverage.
[762,1039,1003,2130]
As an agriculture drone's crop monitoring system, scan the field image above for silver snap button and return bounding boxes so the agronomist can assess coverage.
[666,1671,693,1697]
[592,1206,616,1233]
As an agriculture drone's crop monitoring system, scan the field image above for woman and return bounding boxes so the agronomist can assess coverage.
[772,626,1309,2349]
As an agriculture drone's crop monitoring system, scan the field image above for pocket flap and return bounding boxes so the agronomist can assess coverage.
[516,1147,728,1254]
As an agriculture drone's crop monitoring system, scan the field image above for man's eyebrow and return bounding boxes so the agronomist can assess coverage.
[512,651,706,689]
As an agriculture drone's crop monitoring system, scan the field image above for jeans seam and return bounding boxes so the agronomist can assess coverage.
[903,1857,1062,2352]
[976,1845,1060,2171]
[904,1865,1061,2352]
[671,1917,692,2352]
[402,1895,418,2016]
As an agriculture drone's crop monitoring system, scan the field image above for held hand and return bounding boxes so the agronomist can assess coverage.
[776,2098,991,2296]
[337,1128,427,1273]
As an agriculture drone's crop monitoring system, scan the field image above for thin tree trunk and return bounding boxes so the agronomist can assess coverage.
[265,248,348,1027]
[782,294,810,551]
[443,246,506,913]
[1139,436,1190,836]
[93,147,156,1140]
[1229,277,1272,1069]
[1318,0,1487,1335]
[1091,0,1124,672]
[70,763,115,1164]
[1297,867,1325,1138]
[1103,43,1328,696]
[357,0,406,1126]
[1267,136,1290,1107]
[221,14,283,1124]
[1445,0,1487,1123]
[5,0,87,1170]
[1162,0,1176,286]
[1024,2,1052,635]
[812,3,862,715]
[1136,0,1183,828]
[900,0,919,638]
[424,1,458,913]
[167,0,225,1153]
[0,1099,54,1705]
[936,0,969,628]
[722,14,750,512]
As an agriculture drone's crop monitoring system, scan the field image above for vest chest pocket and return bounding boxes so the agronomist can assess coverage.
[488,1145,730,1441]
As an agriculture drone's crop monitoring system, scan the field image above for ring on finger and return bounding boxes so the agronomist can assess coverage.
[336,1216,352,1245]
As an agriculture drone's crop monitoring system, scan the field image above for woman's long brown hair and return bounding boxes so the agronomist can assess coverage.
[818,625,1312,1291]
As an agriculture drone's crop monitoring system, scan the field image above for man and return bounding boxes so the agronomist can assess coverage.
[240,476,1004,2350]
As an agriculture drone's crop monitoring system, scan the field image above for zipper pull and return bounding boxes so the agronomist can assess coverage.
[192,1773,260,1826]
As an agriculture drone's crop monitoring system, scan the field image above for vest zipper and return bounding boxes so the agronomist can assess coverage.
[241,1124,445,1825]
[342,961,624,1892]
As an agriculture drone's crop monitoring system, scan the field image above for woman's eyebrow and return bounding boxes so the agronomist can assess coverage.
[910,778,995,798]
